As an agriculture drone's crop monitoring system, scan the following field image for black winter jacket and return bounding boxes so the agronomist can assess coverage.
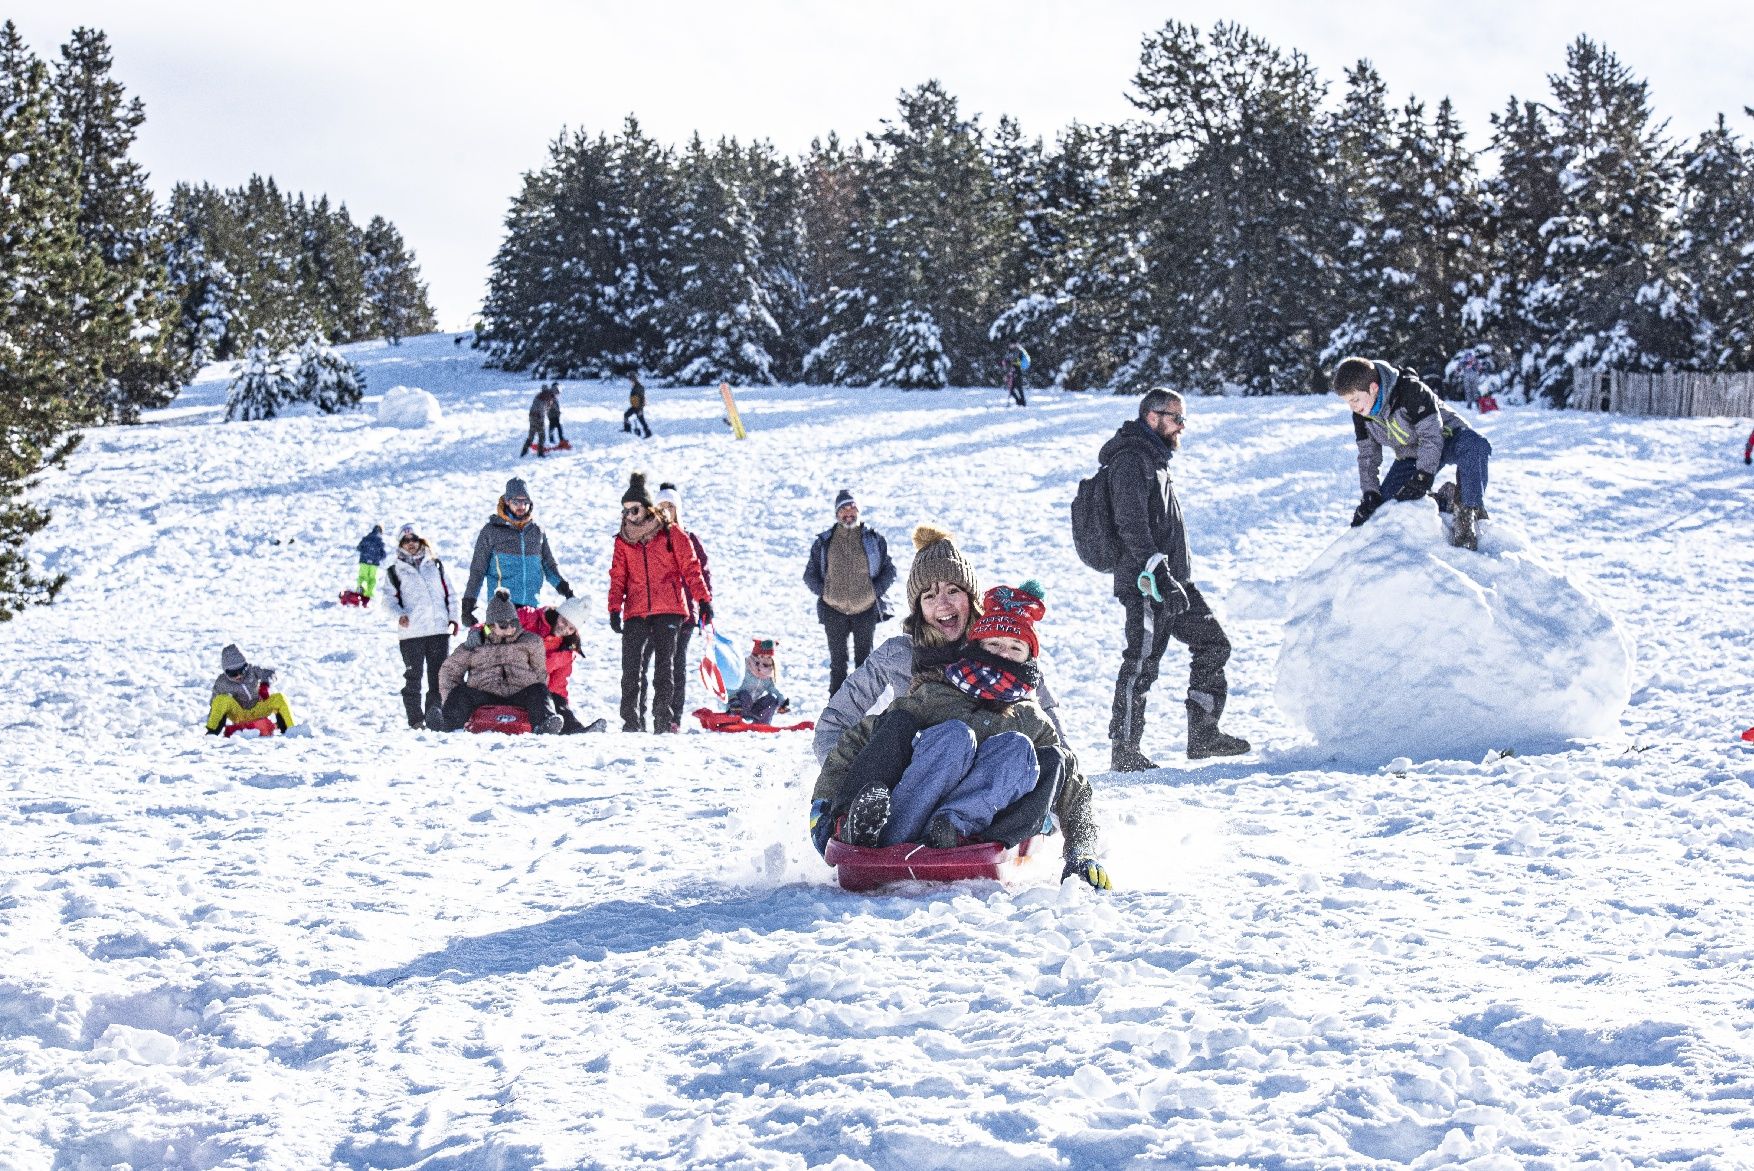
[1097,418,1190,598]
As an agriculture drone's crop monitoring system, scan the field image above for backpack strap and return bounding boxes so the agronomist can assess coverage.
[387,564,405,608]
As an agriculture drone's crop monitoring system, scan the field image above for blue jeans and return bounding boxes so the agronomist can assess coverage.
[881,722,1039,846]
[1379,429,1492,509]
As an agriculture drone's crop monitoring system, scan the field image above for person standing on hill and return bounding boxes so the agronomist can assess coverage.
[354,524,387,603]
[623,372,652,439]
[521,384,557,457]
[460,477,574,627]
[608,473,712,732]
[545,383,566,446]
[382,523,459,729]
[1003,341,1030,407]
[803,489,896,696]
[1744,424,1753,465]
[644,481,711,731]
[1098,388,1249,771]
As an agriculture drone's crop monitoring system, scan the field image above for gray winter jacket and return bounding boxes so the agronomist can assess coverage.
[1099,418,1190,598]
[212,665,275,708]
[1353,361,1471,494]
[812,633,1066,765]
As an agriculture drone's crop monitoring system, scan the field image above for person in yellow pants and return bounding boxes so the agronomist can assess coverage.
[205,643,296,734]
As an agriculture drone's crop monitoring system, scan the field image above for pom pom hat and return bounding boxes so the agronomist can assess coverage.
[967,580,1047,659]
[905,524,980,613]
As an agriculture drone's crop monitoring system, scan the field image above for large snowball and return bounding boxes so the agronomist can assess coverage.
[1274,504,1634,762]
[376,385,442,429]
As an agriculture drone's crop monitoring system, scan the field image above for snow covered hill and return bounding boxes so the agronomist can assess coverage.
[3,333,1752,1169]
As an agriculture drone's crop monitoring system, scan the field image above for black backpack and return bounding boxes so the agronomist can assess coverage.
[1070,462,1121,572]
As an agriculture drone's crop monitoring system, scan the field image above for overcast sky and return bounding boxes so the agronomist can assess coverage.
[14,1,1753,328]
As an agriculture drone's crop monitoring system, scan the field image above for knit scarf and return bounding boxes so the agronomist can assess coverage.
[944,646,1039,704]
[621,513,662,545]
[497,499,534,529]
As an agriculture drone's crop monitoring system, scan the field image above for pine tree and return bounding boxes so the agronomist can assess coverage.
[303,196,371,342]
[294,336,365,412]
[48,26,186,421]
[1675,114,1754,369]
[360,214,434,344]
[162,182,243,364]
[0,21,123,617]
[224,330,299,420]
[1129,21,1340,393]
[1511,38,1693,402]
[652,136,781,385]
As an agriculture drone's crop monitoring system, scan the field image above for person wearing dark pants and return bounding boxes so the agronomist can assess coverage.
[642,482,712,731]
[1095,388,1249,771]
[432,589,560,733]
[620,615,683,733]
[623,373,652,438]
[803,488,896,696]
[608,472,712,733]
[399,635,449,727]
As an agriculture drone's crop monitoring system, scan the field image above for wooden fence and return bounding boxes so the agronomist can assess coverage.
[1570,369,1754,418]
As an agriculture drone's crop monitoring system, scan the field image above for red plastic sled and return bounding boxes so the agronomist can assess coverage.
[339,589,370,607]
[532,440,572,455]
[466,704,532,735]
[1741,726,1754,743]
[223,717,277,738]
[825,836,1037,892]
[1476,393,1500,414]
[692,707,814,734]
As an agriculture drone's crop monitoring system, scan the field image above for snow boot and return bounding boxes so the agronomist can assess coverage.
[539,714,564,735]
[843,785,891,848]
[923,814,959,850]
[1109,743,1159,773]
[1452,505,1481,552]
[1186,697,1249,760]
[582,718,608,734]
[424,701,445,732]
[1433,481,1458,514]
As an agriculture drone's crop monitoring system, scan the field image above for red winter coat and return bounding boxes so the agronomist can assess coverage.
[517,607,576,698]
[609,522,711,621]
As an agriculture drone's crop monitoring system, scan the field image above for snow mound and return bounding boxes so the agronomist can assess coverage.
[1274,503,1634,762]
[375,385,442,428]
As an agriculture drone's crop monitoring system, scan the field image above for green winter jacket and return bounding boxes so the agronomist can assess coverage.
[811,676,1099,862]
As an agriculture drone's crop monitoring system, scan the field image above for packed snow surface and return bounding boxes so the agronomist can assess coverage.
[375,384,443,429]
[1274,502,1636,762]
[3,334,1752,1169]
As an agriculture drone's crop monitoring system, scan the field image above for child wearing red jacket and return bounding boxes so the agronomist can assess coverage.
[516,598,605,733]
[608,472,712,733]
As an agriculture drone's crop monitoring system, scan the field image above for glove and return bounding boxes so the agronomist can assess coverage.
[1395,471,1434,502]
[609,612,623,635]
[810,799,834,857]
[698,600,714,626]
[1136,555,1189,614]
[1350,490,1384,527]
[777,700,790,715]
[555,578,574,599]
[461,599,478,629]
[1062,857,1111,890]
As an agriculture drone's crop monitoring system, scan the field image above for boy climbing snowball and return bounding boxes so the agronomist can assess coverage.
[1332,355,1493,551]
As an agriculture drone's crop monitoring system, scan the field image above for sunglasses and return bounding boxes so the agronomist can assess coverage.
[399,536,421,546]
[1150,409,1186,424]
[225,667,245,677]
[622,505,645,517]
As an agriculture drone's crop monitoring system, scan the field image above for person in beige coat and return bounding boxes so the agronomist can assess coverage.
[433,589,560,733]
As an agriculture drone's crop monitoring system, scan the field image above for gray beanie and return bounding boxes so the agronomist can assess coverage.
[833,488,857,518]
[485,589,518,628]
[220,644,247,672]
[504,477,531,504]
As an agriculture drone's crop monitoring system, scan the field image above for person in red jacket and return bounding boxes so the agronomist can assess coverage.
[644,480,712,733]
[608,472,713,732]
[518,598,607,734]
[1744,425,1753,465]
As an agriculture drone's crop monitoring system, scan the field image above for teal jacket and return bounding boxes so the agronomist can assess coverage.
[464,505,566,608]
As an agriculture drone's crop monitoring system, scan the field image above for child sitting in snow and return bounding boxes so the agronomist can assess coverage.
[725,638,789,725]
[813,581,1110,890]
[1332,356,1493,552]
[204,643,296,734]
[355,524,387,601]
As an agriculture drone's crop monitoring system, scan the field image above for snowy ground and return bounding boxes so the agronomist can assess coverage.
[3,334,1752,1169]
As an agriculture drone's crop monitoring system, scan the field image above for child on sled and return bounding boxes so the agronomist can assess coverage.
[204,643,296,734]
[724,638,790,725]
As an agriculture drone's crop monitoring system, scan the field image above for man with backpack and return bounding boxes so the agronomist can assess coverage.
[1073,388,1249,771]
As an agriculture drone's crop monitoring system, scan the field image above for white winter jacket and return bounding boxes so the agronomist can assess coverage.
[384,551,458,639]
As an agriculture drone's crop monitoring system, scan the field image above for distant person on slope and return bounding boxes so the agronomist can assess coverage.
[204,643,296,734]
[1003,341,1030,407]
[521,384,558,457]
[383,524,459,729]
[1744,425,1753,465]
[545,383,566,446]
[802,489,896,696]
[608,472,712,733]
[1333,356,1492,552]
[355,524,387,603]
[623,372,652,438]
[460,477,574,628]
[433,590,561,733]
[1099,388,1248,771]
[642,481,711,732]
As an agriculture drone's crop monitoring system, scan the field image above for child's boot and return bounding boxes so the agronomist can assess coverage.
[1186,694,1249,760]
[843,785,890,847]
[1452,505,1481,552]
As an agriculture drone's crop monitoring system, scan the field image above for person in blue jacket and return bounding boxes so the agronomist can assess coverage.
[354,524,387,602]
[461,477,574,628]
[803,489,897,695]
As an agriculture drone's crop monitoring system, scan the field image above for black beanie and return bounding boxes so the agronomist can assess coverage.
[622,471,653,506]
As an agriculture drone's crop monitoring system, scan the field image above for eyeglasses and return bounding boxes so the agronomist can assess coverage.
[1150,409,1186,425]
[508,498,531,509]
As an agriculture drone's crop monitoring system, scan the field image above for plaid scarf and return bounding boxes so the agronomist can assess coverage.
[944,646,1038,703]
